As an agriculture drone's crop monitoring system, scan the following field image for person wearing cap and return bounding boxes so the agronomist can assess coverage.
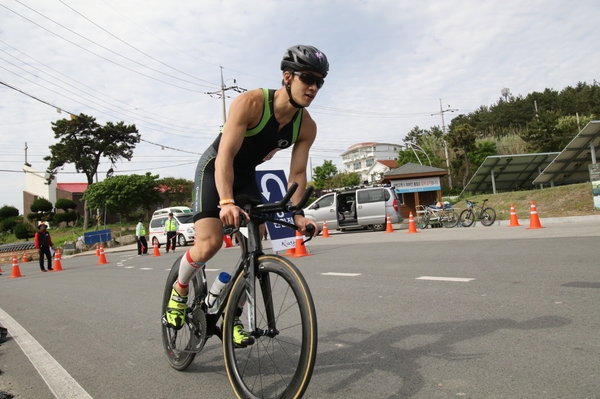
[34,222,54,272]
[136,217,148,255]
[163,45,327,347]
[164,212,178,253]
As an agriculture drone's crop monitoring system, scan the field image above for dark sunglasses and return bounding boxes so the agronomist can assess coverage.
[292,71,325,89]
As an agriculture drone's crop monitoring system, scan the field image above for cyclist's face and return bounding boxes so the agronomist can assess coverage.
[285,70,323,107]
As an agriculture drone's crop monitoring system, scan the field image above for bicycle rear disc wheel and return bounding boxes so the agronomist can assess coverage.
[441,210,458,228]
[459,209,475,227]
[161,257,204,371]
[223,254,317,399]
[480,208,497,226]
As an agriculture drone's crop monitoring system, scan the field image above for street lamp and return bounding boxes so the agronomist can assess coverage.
[501,87,511,101]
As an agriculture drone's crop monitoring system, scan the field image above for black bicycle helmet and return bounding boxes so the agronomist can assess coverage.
[281,45,329,77]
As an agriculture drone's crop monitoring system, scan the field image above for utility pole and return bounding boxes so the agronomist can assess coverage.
[205,66,247,125]
[431,99,458,189]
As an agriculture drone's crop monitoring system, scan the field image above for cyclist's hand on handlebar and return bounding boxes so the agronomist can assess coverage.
[219,204,249,228]
[293,215,319,237]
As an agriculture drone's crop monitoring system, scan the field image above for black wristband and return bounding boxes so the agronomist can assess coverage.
[292,210,305,217]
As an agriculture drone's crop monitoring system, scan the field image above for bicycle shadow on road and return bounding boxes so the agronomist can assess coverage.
[315,315,571,398]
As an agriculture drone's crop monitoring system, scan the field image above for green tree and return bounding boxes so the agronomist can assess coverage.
[0,205,20,233]
[83,173,162,218]
[55,198,77,211]
[447,124,477,187]
[157,177,193,206]
[28,198,53,225]
[14,222,36,241]
[44,113,140,230]
[329,172,361,188]
[312,160,338,189]
[0,205,19,219]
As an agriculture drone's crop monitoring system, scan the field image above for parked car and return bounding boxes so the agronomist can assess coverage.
[151,206,192,218]
[304,186,403,232]
[149,211,195,247]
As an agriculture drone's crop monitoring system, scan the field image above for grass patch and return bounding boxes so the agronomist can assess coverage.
[450,182,599,220]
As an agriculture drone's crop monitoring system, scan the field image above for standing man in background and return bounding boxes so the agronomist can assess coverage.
[136,217,148,255]
[34,223,53,272]
[164,212,178,253]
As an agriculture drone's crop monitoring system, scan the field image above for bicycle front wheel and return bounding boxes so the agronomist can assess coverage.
[223,254,318,399]
[441,210,459,228]
[459,209,475,227]
[161,257,205,371]
[480,208,497,226]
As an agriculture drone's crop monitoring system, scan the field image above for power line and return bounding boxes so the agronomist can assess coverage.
[1,2,218,92]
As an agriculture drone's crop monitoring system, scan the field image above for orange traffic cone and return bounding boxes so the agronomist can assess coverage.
[407,212,418,234]
[152,241,161,257]
[9,255,24,278]
[0,264,3,275]
[384,214,394,233]
[282,246,295,256]
[223,234,234,248]
[322,221,330,238]
[292,230,312,258]
[97,245,109,265]
[52,248,64,271]
[96,244,100,257]
[508,204,521,227]
[22,252,29,263]
[527,201,544,229]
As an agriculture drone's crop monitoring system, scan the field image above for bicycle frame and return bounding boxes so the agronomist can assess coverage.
[197,184,314,341]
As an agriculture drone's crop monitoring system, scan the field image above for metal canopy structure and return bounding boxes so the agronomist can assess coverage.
[533,120,600,186]
[461,152,559,195]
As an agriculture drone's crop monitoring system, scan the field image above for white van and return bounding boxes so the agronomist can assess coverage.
[151,206,193,218]
[149,208,195,248]
[304,186,403,232]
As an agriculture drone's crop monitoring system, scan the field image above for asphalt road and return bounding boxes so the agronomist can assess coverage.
[1,219,599,399]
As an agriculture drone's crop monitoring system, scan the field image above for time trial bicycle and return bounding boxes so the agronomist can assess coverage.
[161,183,317,399]
[459,199,496,227]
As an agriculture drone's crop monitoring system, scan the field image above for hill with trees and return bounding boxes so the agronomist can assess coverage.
[399,81,600,193]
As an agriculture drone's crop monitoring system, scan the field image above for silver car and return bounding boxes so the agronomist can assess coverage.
[304,187,403,232]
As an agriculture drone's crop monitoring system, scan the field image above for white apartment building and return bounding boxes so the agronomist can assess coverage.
[341,142,402,184]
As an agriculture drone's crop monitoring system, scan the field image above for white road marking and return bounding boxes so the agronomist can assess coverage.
[125,266,134,269]
[322,272,362,277]
[0,307,93,398]
[205,268,221,272]
[416,276,475,282]
[139,268,153,270]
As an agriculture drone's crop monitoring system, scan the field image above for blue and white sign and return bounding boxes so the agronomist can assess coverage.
[392,176,441,193]
[255,170,301,252]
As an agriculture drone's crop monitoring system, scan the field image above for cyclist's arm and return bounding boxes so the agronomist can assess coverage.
[215,90,262,226]
[289,111,318,235]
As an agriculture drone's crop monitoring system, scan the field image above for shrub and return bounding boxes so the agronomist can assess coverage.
[13,223,36,241]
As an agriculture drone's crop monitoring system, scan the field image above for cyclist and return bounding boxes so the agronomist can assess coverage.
[164,45,327,347]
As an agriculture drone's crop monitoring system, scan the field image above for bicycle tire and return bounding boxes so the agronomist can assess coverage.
[459,209,475,227]
[161,256,205,371]
[417,214,430,229]
[480,207,497,226]
[223,254,317,399]
[441,210,459,228]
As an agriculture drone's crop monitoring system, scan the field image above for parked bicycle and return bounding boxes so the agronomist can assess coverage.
[416,205,459,229]
[459,199,496,227]
[161,183,317,399]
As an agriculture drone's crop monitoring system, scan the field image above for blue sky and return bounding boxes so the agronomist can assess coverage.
[1,0,599,213]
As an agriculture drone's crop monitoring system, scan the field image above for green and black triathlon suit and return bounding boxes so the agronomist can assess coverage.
[193,88,303,222]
